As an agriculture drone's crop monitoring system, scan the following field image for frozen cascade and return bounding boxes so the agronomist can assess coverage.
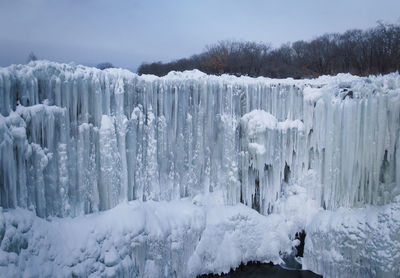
[1,61,400,217]
[1,61,400,277]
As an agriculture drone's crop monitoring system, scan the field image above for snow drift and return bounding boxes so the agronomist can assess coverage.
[0,196,295,278]
[0,61,399,277]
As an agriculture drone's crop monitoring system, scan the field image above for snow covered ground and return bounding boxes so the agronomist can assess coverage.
[1,61,400,277]
[303,195,400,278]
[0,193,295,278]
[1,188,398,277]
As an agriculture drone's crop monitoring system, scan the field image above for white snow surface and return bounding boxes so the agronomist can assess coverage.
[1,61,400,277]
[303,196,400,278]
[0,193,295,278]
[0,187,398,278]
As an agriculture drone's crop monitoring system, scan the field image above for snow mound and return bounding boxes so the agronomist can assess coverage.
[241,110,278,136]
[0,198,293,278]
[303,197,400,277]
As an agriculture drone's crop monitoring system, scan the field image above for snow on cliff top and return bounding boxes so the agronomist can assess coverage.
[241,110,305,137]
[2,60,400,94]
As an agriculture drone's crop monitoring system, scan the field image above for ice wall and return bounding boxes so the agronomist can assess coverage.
[1,61,400,217]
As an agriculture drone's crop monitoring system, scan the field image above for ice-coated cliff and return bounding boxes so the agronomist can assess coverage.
[0,61,400,277]
[1,61,399,217]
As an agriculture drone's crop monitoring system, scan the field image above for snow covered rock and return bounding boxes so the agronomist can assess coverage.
[303,197,400,277]
[0,199,293,278]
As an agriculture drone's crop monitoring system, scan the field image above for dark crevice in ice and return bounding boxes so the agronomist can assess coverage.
[295,230,306,257]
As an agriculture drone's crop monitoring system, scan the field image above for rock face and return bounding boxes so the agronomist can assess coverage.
[1,61,399,217]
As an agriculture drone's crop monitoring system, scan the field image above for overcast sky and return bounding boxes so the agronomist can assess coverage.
[1,0,399,71]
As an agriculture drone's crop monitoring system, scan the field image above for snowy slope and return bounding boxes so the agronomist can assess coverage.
[0,187,398,277]
[303,196,400,278]
[0,195,295,278]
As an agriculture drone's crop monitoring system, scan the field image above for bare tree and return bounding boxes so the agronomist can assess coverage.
[137,22,400,78]
[27,52,38,63]
[96,62,114,70]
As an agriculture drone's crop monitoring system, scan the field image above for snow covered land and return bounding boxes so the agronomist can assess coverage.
[0,61,399,277]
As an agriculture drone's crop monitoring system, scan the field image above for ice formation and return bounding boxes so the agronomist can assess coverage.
[2,61,399,216]
[0,61,400,277]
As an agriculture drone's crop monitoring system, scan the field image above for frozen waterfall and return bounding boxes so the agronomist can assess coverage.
[1,61,400,218]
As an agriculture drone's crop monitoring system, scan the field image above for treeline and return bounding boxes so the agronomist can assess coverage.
[138,22,400,78]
